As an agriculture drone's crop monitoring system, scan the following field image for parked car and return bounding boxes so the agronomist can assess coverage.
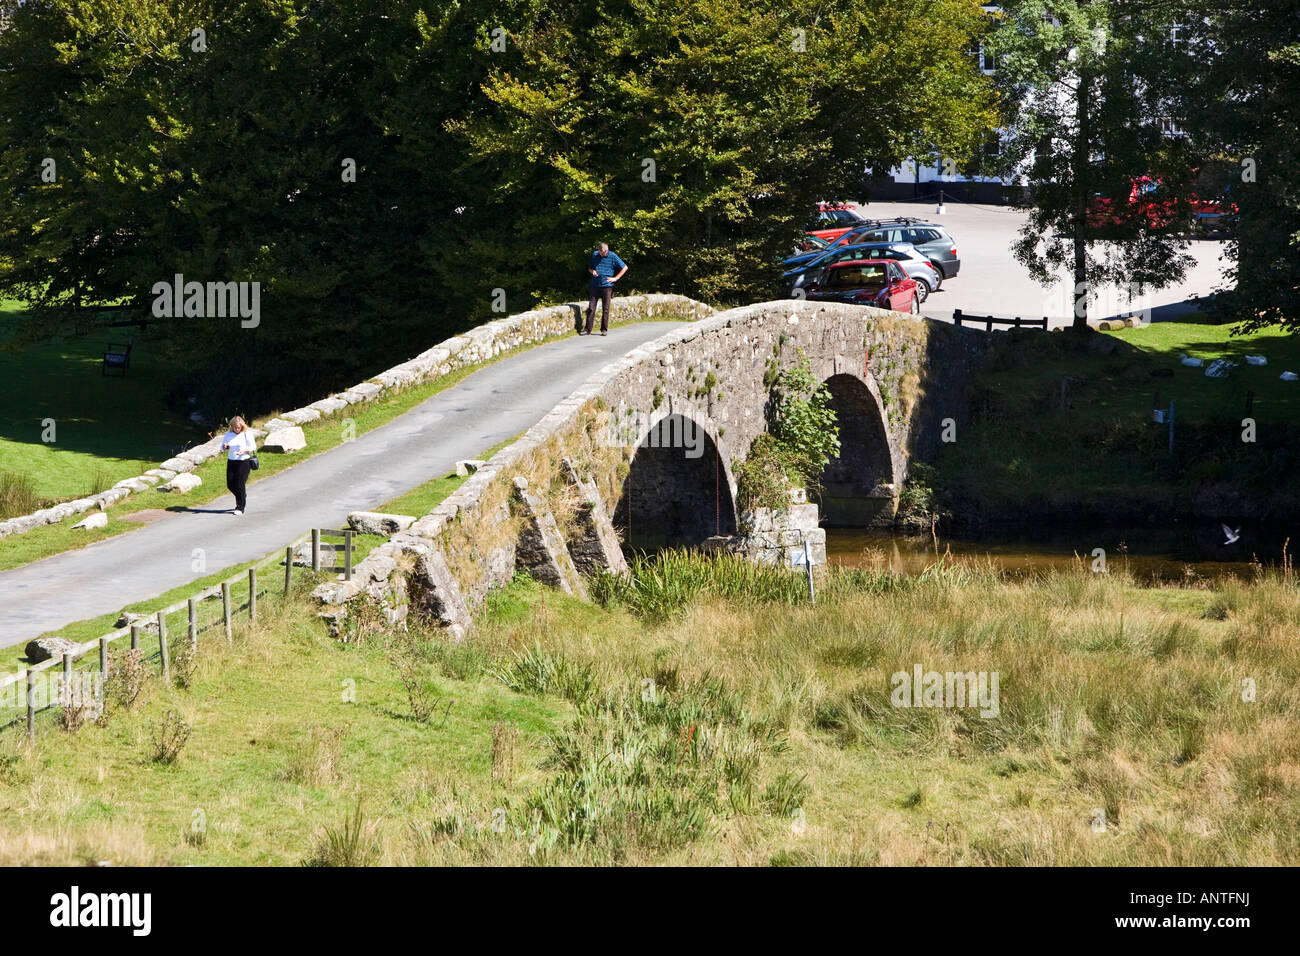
[804,259,920,314]
[789,234,831,258]
[848,218,961,279]
[805,203,866,243]
[1088,175,1238,235]
[786,241,941,302]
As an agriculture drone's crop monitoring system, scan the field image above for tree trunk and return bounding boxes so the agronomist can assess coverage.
[1072,66,1092,332]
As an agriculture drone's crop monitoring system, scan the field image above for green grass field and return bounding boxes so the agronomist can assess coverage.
[0,309,198,502]
[2,553,1297,866]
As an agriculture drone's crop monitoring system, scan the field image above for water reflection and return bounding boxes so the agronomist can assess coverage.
[825,523,1295,584]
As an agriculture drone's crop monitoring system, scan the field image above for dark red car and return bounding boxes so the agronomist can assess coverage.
[804,259,920,313]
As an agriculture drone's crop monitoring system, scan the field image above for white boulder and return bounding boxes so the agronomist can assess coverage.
[347,511,416,535]
[72,512,108,530]
[160,473,203,493]
[263,426,307,454]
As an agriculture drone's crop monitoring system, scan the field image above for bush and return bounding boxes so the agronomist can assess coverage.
[150,711,192,764]
[385,628,449,723]
[103,648,148,715]
[736,352,840,513]
[304,801,379,867]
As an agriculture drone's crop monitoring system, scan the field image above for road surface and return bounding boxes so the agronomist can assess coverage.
[859,199,1232,328]
[0,322,685,647]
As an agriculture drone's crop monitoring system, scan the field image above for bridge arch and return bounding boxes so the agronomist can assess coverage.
[815,372,901,526]
[612,412,738,551]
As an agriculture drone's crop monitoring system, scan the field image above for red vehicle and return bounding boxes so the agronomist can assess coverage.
[804,259,921,314]
[1088,176,1237,234]
[805,202,866,243]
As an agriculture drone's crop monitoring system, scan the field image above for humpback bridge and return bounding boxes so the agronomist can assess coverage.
[315,299,989,637]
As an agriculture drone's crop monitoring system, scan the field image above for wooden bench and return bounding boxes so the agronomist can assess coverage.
[102,338,134,376]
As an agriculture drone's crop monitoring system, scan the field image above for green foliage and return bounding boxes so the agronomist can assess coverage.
[1165,3,1300,332]
[0,0,996,418]
[989,1,1199,328]
[897,461,940,518]
[303,801,379,867]
[737,350,840,512]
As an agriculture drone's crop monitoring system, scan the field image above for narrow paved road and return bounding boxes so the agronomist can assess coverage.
[0,323,685,647]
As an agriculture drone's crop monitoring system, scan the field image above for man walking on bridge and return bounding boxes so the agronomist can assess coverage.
[583,241,628,336]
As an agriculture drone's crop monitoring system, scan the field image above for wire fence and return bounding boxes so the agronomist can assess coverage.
[0,527,357,740]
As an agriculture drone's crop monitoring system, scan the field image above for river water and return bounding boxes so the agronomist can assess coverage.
[825,523,1295,583]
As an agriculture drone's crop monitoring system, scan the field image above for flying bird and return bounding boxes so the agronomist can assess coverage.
[1221,524,1241,545]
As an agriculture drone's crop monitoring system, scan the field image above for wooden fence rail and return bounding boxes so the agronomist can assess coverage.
[953,309,1050,331]
[0,525,352,740]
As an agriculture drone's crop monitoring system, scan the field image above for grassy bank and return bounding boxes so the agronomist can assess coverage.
[3,551,1296,865]
[931,320,1300,526]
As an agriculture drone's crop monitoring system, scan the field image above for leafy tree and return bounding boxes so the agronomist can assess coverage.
[452,0,997,303]
[1170,1,1300,332]
[989,0,1199,330]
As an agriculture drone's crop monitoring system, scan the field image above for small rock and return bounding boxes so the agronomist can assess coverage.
[456,459,487,477]
[347,511,416,535]
[25,637,81,664]
[1245,355,1267,366]
[115,611,159,632]
[72,512,108,530]
[263,426,307,453]
[160,473,203,493]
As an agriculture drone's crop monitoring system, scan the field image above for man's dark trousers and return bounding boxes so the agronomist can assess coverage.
[585,285,613,333]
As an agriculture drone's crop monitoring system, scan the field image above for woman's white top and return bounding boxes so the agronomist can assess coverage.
[221,429,256,461]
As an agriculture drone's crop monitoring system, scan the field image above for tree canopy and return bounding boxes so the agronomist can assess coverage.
[0,0,996,414]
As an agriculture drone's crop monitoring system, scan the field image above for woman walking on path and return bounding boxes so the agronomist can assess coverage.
[220,416,257,515]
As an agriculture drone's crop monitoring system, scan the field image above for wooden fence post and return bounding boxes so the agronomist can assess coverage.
[62,652,72,708]
[248,568,257,622]
[953,308,963,327]
[312,528,321,571]
[344,531,353,581]
[99,637,108,678]
[131,625,140,651]
[188,598,198,649]
[25,670,35,745]
[222,582,233,644]
[158,611,170,681]
[284,547,293,595]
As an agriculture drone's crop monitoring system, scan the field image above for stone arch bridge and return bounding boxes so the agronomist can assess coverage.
[314,299,988,637]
